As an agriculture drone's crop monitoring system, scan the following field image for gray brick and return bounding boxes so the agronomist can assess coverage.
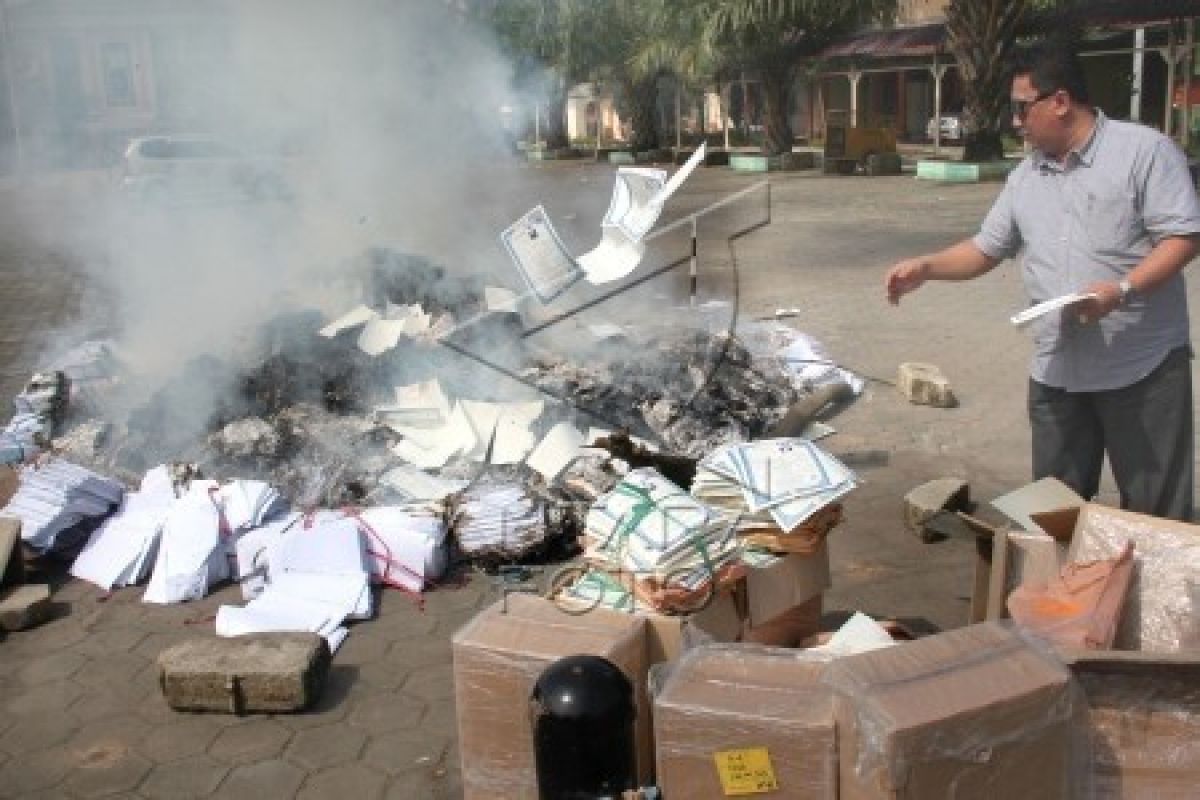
[345,691,425,736]
[0,584,52,632]
[218,759,306,799]
[904,477,970,542]
[0,745,71,797]
[137,716,226,763]
[286,725,366,770]
[208,719,292,765]
[297,764,385,800]
[897,362,957,407]
[158,633,331,714]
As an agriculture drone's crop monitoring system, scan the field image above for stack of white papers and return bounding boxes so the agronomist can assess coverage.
[216,480,287,532]
[71,465,176,591]
[693,439,857,533]
[232,512,301,600]
[737,321,864,394]
[6,457,125,552]
[585,468,739,591]
[218,513,372,652]
[453,483,548,559]
[143,480,226,604]
[355,504,448,593]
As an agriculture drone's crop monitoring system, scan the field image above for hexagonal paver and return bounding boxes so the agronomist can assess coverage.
[384,771,440,800]
[207,719,292,765]
[285,724,366,770]
[66,714,152,761]
[72,652,153,699]
[61,747,152,799]
[72,629,149,659]
[216,759,306,800]
[9,620,88,652]
[356,657,414,692]
[362,729,450,778]
[137,715,227,763]
[132,631,195,662]
[401,668,454,704]
[385,640,452,672]
[345,691,425,736]
[297,764,386,800]
[0,744,72,796]
[275,666,355,731]
[70,689,145,724]
[139,754,229,800]
[17,650,89,686]
[2,680,84,715]
[332,634,390,666]
[0,709,80,756]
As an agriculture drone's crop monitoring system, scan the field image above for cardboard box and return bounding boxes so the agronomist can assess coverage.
[1065,649,1200,798]
[745,545,830,627]
[828,622,1080,800]
[452,593,651,799]
[639,585,746,664]
[1038,503,1200,652]
[654,644,837,799]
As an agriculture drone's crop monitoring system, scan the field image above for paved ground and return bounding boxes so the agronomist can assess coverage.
[0,157,1195,798]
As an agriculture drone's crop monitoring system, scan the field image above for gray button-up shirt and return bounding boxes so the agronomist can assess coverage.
[973,112,1200,392]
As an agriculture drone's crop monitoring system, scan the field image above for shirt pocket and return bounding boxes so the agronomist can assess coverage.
[1083,184,1139,253]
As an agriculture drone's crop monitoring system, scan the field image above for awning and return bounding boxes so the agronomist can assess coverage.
[819,23,946,59]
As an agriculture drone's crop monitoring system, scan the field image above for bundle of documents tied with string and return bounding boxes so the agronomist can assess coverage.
[691,438,855,555]
[581,467,744,613]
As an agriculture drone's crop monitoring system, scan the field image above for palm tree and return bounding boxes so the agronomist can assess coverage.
[700,0,897,156]
[943,0,1030,162]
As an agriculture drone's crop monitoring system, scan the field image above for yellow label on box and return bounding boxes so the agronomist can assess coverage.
[713,747,779,795]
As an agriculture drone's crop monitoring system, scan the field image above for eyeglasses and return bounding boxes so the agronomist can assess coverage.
[1011,91,1056,120]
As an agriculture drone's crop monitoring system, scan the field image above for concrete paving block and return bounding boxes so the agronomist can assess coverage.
[0,582,51,631]
[904,477,971,542]
[897,362,957,407]
[157,633,331,714]
[0,514,22,587]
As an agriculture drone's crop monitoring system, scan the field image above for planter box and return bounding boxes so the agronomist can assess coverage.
[916,159,1017,183]
[608,150,636,165]
[526,146,583,162]
[730,151,815,173]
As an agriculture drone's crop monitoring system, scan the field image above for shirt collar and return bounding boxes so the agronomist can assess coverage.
[1033,110,1104,172]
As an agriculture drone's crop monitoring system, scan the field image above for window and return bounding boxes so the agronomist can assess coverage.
[101,43,135,107]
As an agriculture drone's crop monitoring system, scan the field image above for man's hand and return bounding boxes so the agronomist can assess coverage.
[1075,281,1123,324]
[885,258,931,305]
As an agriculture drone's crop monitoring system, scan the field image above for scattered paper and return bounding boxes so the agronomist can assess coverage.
[485,286,521,313]
[319,305,378,338]
[807,612,896,656]
[526,422,585,482]
[603,167,667,242]
[578,226,646,285]
[500,205,582,303]
[357,317,408,356]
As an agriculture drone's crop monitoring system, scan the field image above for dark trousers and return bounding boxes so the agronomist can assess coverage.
[1028,347,1194,521]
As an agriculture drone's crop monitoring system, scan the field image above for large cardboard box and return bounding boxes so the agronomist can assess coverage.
[639,585,746,664]
[452,593,651,799]
[828,622,1081,800]
[654,644,837,799]
[1065,649,1200,798]
[1038,503,1200,652]
[742,545,830,646]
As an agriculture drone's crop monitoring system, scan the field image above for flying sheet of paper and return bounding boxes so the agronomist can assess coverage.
[603,167,667,242]
[578,225,647,285]
[652,142,707,205]
[320,305,379,338]
[500,205,583,303]
[1011,292,1098,329]
[485,286,521,313]
[526,422,585,482]
[356,317,407,356]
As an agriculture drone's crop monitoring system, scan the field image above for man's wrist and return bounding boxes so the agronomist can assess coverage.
[1117,278,1135,305]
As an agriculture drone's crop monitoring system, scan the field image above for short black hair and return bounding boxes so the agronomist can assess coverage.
[1011,42,1090,105]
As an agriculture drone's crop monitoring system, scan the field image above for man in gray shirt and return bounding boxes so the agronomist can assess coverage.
[885,44,1200,520]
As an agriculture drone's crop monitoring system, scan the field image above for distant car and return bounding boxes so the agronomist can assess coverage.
[926,112,968,143]
[118,135,292,204]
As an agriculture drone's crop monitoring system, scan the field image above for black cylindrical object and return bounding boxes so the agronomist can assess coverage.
[530,654,636,799]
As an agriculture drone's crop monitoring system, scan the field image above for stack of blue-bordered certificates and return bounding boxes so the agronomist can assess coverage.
[581,467,743,611]
[691,438,855,554]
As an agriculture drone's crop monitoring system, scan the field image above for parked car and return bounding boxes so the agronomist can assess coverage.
[118,135,292,204]
[926,112,968,143]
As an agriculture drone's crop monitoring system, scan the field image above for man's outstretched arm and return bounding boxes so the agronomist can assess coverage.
[885,240,1001,305]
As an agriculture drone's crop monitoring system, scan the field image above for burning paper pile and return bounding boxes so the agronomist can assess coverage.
[692,438,854,554]
[582,467,742,612]
[452,482,550,561]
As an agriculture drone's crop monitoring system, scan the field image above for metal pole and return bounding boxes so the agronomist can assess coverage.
[849,70,861,128]
[1131,27,1145,121]
[1166,24,1177,138]
[1183,20,1194,149]
[722,84,730,150]
[675,82,682,151]
[932,61,945,156]
[688,216,697,308]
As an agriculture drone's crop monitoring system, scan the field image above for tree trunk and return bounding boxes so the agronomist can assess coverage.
[945,0,1028,163]
[624,75,660,153]
[545,78,570,150]
[760,64,794,157]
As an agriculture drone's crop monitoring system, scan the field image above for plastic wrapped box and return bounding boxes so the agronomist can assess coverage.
[1066,649,1200,798]
[828,622,1086,799]
[653,644,837,799]
[452,593,650,799]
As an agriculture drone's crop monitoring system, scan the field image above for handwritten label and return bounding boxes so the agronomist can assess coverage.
[713,747,778,795]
